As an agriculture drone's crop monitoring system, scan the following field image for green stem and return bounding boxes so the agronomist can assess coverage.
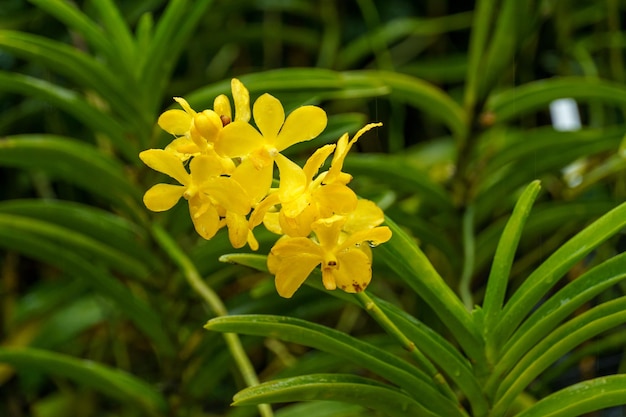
[353,291,459,404]
[151,225,273,417]
[459,205,476,311]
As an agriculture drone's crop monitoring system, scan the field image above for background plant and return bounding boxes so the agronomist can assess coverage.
[1,0,626,416]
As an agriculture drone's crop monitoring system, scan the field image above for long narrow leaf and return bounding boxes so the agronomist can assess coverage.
[0,228,174,355]
[516,375,626,417]
[206,315,463,416]
[487,76,626,123]
[232,373,441,417]
[0,347,167,415]
[0,135,143,213]
[492,200,626,347]
[482,180,541,337]
[27,0,117,62]
[487,251,626,389]
[0,30,143,127]
[377,216,483,361]
[0,71,135,159]
[492,297,626,416]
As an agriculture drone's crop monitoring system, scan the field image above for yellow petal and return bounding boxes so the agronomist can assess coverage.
[231,158,273,205]
[253,93,284,141]
[313,183,357,216]
[226,212,249,249]
[158,109,192,135]
[193,110,222,143]
[269,238,322,298]
[325,123,382,184]
[311,215,346,248]
[338,226,392,252]
[270,236,324,258]
[247,229,259,251]
[143,183,184,211]
[215,120,264,158]
[262,211,283,235]
[250,192,280,228]
[139,149,190,185]
[189,154,226,180]
[343,199,385,233]
[302,144,335,181]
[279,205,317,237]
[213,94,232,121]
[276,105,327,151]
[204,177,251,215]
[173,97,196,115]
[189,198,221,239]
[334,249,372,293]
[275,153,307,203]
[164,137,201,161]
[232,78,251,122]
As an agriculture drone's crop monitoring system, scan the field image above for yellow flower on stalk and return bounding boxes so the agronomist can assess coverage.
[267,203,392,298]
[159,79,250,169]
[215,92,327,203]
[139,149,251,244]
[250,123,382,238]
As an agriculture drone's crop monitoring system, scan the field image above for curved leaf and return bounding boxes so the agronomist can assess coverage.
[205,315,463,416]
[487,252,626,391]
[486,76,626,123]
[0,71,135,159]
[232,373,440,417]
[516,375,626,417]
[376,216,483,361]
[0,135,143,213]
[0,228,174,355]
[343,154,453,211]
[492,297,626,416]
[0,29,143,127]
[482,180,541,336]
[492,200,626,348]
[0,199,155,269]
[0,347,167,415]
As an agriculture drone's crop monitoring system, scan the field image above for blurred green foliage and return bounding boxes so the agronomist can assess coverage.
[1,0,626,416]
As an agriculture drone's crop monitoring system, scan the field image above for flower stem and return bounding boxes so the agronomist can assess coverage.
[354,291,458,402]
[152,225,273,417]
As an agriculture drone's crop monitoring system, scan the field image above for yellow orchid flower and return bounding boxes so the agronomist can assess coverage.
[139,149,251,242]
[267,210,392,298]
[249,123,382,238]
[159,79,250,166]
[215,93,327,203]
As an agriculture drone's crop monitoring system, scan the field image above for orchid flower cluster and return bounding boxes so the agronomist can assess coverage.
[141,79,391,297]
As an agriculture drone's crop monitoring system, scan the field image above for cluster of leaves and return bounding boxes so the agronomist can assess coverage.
[1,0,626,416]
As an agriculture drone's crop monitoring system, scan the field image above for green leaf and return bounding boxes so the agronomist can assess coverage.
[492,297,626,416]
[351,70,466,139]
[0,199,157,271]
[336,13,473,70]
[516,375,626,417]
[205,315,463,416]
[0,29,143,127]
[482,180,541,336]
[0,347,167,415]
[0,228,174,355]
[0,135,143,213]
[487,251,626,391]
[27,0,116,62]
[0,71,136,159]
[231,374,440,417]
[486,76,626,123]
[139,0,213,112]
[0,213,150,279]
[343,154,454,211]
[89,0,136,67]
[492,200,626,347]
[274,401,370,417]
[376,216,483,361]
